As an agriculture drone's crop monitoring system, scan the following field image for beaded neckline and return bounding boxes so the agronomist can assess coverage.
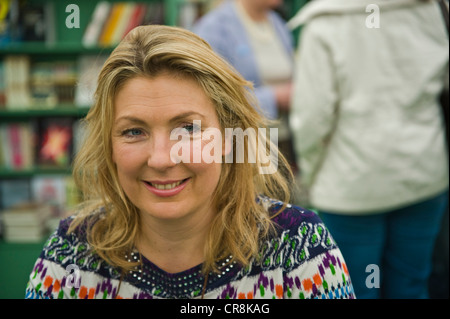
[124,250,239,298]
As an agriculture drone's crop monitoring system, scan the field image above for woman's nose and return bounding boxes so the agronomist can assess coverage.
[146,133,178,170]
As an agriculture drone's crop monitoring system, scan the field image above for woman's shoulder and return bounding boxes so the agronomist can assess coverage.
[261,197,329,236]
[25,207,124,299]
[246,197,355,299]
[259,196,339,262]
[37,207,107,270]
[54,206,104,242]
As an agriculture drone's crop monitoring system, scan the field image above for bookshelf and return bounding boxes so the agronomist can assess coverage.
[0,107,90,119]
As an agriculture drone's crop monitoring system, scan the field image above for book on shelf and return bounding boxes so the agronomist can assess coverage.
[0,55,102,110]
[82,1,112,48]
[98,2,126,47]
[0,0,55,46]
[110,2,136,45]
[1,202,52,242]
[0,0,14,46]
[0,119,83,173]
[21,1,46,42]
[0,59,5,106]
[143,1,164,26]
[0,175,80,211]
[82,1,163,48]
[51,60,78,105]
[0,175,82,240]
[2,55,32,109]
[30,62,58,108]
[31,60,77,107]
[0,179,32,211]
[123,3,148,37]
[32,175,81,216]
[32,176,68,209]
[0,57,77,109]
[0,121,35,171]
[36,118,74,168]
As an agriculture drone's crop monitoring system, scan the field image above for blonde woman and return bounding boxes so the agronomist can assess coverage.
[25,25,354,299]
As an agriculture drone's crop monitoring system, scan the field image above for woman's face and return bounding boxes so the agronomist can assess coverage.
[112,74,223,224]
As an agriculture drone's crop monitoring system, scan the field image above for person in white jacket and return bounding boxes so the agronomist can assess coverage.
[289,0,449,298]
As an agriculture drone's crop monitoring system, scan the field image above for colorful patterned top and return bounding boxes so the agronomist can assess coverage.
[25,198,355,299]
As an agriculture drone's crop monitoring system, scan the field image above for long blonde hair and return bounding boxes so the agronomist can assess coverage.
[70,25,293,274]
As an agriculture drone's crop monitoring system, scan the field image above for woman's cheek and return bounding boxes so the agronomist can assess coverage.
[112,141,146,170]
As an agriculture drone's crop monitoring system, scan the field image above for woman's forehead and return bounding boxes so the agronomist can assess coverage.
[113,76,219,125]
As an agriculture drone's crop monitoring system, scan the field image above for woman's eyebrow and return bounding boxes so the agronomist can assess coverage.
[169,111,206,123]
[114,112,207,126]
[114,116,148,126]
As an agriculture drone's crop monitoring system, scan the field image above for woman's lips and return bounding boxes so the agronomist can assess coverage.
[143,178,190,197]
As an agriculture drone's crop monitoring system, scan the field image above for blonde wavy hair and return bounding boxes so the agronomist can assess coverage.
[70,25,293,275]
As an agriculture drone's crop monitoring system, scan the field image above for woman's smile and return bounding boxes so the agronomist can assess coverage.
[143,178,191,197]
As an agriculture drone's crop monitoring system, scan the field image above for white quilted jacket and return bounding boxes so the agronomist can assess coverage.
[289,0,449,214]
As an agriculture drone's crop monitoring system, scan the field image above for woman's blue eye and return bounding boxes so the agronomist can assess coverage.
[183,123,201,134]
[123,128,143,136]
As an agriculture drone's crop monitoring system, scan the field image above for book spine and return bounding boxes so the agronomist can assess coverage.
[0,123,10,169]
[110,2,135,45]
[122,3,147,38]
[4,55,31,109]
[20,122,34,170]
[82,1,112,47]
[0,59,5,107]
[9,123,22,169]
[98,3,126,47]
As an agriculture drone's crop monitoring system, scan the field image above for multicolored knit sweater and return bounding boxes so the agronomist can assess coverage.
[25,198,355,299]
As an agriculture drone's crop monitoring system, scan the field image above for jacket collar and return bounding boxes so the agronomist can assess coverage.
[287,0,422,29]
